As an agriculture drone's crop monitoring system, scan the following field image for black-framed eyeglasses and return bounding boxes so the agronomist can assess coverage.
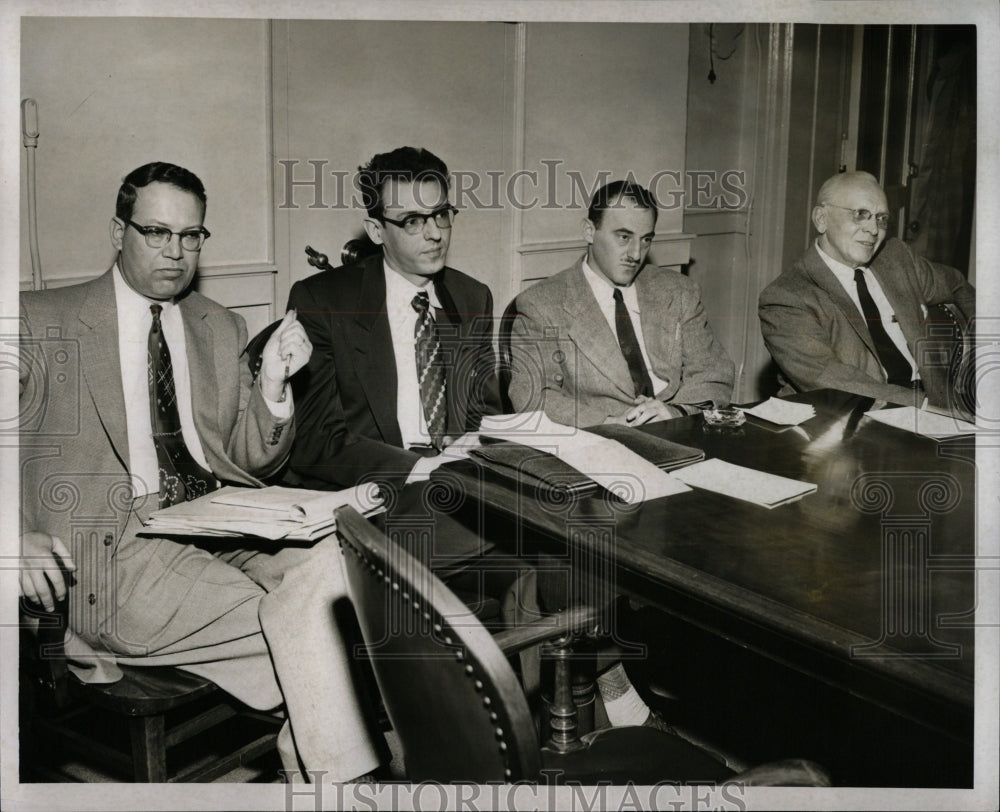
[380,206,458,235]
[124,219,211,251]
[824,204,890,230]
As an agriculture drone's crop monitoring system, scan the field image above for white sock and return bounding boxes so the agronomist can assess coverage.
[596,662,651,727]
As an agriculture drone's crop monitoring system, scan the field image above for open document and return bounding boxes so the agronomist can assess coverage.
[863,405,979,440]
[141,484,384,541]
[474,411,698,504]
[672,458,817,509]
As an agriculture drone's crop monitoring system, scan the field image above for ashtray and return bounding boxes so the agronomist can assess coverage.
[702,406,746,428]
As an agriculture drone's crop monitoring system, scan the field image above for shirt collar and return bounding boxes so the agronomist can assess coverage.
[112,261,177,315]
[582,257,639,312]
[815,239,864,283]
[383,258,442,310]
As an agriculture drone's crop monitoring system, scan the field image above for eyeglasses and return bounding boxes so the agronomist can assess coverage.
[824,204,890,230]
[380,206,457,235]
[124,219,211,251]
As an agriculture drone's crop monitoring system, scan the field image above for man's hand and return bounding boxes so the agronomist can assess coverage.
[20,532,76,612]
[259,309,313,401]
[605,396,682,426]
[406,433,483,484]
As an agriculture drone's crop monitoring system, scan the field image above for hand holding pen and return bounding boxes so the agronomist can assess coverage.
[259,308,312,402]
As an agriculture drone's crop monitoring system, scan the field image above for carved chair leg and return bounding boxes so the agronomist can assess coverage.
[541,636,585,753]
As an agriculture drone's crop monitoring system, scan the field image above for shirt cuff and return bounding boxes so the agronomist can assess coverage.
[260,382,293,419]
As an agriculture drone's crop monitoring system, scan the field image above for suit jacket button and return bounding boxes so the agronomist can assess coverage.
[103,533,114,546]
[553,373,564,385]
[88,593,97,605]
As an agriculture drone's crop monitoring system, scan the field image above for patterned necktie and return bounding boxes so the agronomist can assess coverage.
[411,290,448,449]
[853,268,913,386]
[148,304,216,507]
[613,288,654,398]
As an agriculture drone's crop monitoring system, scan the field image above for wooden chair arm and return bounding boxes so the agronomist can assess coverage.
[491,604,599,656]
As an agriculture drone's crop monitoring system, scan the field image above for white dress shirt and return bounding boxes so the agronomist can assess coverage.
[114,264,291,499]
[580,259,669,396]
[815,241,919,382]
[113,265,214,498]
[384,262,442,448]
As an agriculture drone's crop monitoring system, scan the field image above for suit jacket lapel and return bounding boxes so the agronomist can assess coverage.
[636,268,675,367]
[802,245,878,356]
[869,255,923,352]
[77,270,130,468]
[562,261,635,398]
[349,256,403,446]
[179,297,224,466]
[433,272,470,429]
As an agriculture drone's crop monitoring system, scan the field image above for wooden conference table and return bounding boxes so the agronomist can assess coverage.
[433,389,977,747]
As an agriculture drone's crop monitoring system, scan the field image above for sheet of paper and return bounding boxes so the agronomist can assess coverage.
[672,458,817,509]
[863,406,978,439]
[211,483,383,523]
[480,413,691,504]
[142,484,384,540]
[742,397,816,426]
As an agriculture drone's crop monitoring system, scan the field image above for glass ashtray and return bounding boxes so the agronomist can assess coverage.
[701,406,746,428]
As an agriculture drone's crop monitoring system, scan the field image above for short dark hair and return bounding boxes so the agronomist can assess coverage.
[115,162,207,221]
[587,180,658,228]
[357,147,450,219]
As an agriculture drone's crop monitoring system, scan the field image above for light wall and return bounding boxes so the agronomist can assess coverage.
[20,18,692,333]
[19,17,277,336]
[275,20,690,312]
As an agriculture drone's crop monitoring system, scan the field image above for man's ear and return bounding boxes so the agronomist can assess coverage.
[582,217,596,245]
[110,216,125,250]
[811,205,828,235]
[362,217,384,246]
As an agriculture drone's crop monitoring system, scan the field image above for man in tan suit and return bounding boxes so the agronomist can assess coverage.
[759,171,975,409]
[508,180,734,427]
[19,162,381,781]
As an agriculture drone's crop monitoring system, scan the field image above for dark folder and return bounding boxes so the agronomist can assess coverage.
[468,424,704,497]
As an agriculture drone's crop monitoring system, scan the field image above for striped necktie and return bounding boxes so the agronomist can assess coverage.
[411,291,448,449]
[148,304,216,507]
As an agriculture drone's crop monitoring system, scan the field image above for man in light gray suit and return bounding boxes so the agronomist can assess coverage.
[508,179,734,427]
[505,179,734,732]
[759,171,975,410]
[19,162,382,782]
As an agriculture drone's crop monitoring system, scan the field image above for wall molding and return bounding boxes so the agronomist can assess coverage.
[683,209,750,237]
[518,231,694,257]
[518,232,694,287]
[21,262,277,293]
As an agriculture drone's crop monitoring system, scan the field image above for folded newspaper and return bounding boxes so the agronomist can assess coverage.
[141,484,384,541]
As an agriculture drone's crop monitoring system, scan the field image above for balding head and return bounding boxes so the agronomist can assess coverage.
[815,171,882,207]
[811,171,889,267]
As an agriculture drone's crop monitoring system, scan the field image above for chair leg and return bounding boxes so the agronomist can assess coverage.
[130,715,168,782]
[542,637,585,753]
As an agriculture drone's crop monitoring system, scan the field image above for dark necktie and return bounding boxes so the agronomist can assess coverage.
[411,291,447,449]
[613,288,654,398]
[148,304,216,507]
[853,268,913,386]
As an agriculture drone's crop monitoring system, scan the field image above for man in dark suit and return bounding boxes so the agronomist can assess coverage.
[287,147,503,563]
[509,179,734,427]
[759,171,976,410]
[19,162,382,781]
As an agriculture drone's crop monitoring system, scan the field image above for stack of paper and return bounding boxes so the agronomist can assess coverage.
[478,411,692,504]
[672,458,817,509]
[742,397,816,426]
[141,484,384,541]
[864,406,978,440]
